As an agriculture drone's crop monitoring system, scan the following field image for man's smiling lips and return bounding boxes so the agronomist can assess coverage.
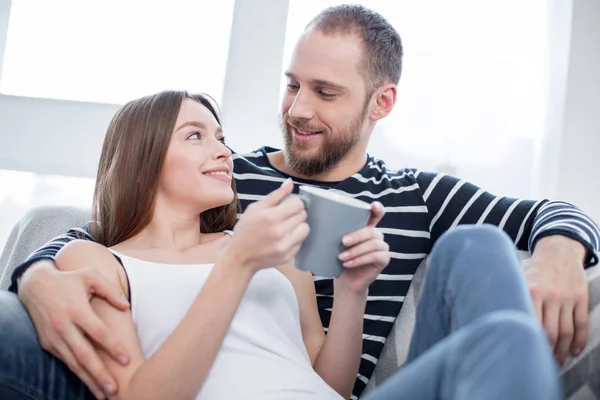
[291,126,323,143]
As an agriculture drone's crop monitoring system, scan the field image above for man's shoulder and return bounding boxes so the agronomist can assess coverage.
[232,146,266,162]
[232,147,285,200]
[344,157,449,206]
[232,146,279,170]
[362,156,441,186]
[355,156,421,187]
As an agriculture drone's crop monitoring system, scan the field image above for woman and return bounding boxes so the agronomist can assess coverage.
[55,90,561,400]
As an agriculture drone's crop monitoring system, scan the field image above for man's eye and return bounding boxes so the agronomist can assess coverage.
[318,90,336,99]
[287,84,299,91]
[218,137,226,145]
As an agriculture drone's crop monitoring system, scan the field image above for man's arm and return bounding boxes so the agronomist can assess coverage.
[414,171,599,264]
[13,224,131,399]
[414,170,600,363]
[9,224,95,293]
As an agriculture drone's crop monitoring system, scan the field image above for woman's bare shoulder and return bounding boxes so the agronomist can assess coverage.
[55,239,126,292]
[56,239,115,264]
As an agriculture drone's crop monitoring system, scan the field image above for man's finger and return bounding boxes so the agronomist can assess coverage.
[54,339,107,399]
[73,306,130,365]
[542,298,561,348]
[64,326,117,397]
[256,178,294,209]
[571,298,589,355]
[529,285,544,324]
[84,271,130,311]
[555,303,575,364]
[367,202,385,227]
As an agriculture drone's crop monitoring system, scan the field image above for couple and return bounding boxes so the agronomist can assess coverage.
[1,4,599,400]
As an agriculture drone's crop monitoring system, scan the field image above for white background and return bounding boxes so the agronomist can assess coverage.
[0,0,599,251]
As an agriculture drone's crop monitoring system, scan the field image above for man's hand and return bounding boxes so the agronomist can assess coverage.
[19,260,131,399]
[336,202,391,294]
[524,235,589,364]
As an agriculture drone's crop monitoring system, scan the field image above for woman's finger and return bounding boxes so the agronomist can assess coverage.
[339,239,389,264]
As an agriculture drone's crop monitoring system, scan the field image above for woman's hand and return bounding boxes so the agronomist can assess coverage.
[226,178,309,273]
[336,202,390,294]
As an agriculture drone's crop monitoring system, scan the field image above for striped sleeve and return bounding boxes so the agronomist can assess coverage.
[415,171,600,267]
[8,225,94,293]
[529,201,600,267]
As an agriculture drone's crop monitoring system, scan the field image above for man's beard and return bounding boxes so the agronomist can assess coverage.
[281,107,366,177]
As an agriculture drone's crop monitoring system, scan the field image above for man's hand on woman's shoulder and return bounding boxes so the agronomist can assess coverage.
[18,249,131,399]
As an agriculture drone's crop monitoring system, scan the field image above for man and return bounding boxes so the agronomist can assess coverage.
[1,4,599,400]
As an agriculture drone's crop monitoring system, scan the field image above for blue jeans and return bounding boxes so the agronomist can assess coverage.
[364,225,561,400]
[0,226,560,400]
[0,291,94,400]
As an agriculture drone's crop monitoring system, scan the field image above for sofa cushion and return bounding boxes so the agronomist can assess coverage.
[363,257,426,394]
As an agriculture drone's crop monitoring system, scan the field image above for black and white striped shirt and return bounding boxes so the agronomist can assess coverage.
[10,146,600,399]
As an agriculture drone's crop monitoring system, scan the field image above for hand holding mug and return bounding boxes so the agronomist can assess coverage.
[291,186,390,289]
[337,202,390,294]
[228,178,310,273]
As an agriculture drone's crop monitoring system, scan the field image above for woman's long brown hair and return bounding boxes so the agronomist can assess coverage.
[91,90,239,247]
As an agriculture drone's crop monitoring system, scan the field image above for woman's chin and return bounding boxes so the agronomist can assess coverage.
[203,191,235,210]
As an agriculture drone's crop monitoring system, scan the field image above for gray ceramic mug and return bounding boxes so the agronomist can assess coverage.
[287,186,372,278]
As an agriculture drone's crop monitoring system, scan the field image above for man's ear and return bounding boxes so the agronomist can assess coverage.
[369,84,397,121]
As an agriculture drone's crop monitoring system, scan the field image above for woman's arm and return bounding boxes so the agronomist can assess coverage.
[277,263,365,400]
[56,239,254,400]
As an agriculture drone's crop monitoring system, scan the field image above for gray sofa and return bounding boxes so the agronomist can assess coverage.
[1,205,600,399]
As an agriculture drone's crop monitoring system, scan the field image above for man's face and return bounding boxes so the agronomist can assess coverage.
[281,29,371,177]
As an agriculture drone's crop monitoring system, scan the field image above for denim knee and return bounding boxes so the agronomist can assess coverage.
[429,225,518,274]
[456,310,554,378]
[435,225,514,255]
[470,310,545,348]
[454,311,560,398]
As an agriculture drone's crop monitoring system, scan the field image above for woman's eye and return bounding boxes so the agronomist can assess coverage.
[218,137,227,145]
[187,132,201,140]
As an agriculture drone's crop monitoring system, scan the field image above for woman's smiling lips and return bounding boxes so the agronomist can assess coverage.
[202,166,232,183]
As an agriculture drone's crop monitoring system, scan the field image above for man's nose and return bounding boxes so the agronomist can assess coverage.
[288,89,315,121]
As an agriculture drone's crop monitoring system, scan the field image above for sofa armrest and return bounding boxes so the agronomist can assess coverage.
[0,205,91,290]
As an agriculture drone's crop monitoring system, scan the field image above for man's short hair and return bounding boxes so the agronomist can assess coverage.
[307,4,403,94]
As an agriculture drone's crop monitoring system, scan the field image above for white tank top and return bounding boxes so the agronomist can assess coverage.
[110,236,342,400]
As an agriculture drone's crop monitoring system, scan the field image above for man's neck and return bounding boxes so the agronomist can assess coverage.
[267,150,368,182]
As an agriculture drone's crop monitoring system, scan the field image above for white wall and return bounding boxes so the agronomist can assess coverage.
[0,0,9,76]
[0,95,119,177]
[557,0,600,221]
[0,0,288,178]
[220,0,287,152]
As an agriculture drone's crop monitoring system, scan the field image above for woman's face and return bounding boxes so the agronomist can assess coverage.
[157,98,234,214]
